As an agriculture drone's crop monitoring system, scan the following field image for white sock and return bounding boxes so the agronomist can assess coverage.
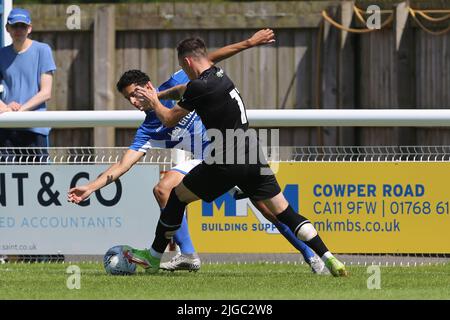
[149,247,163,259]
[321,251,333,263]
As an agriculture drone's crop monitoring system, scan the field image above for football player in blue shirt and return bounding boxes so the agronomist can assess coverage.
[67,29,327,274]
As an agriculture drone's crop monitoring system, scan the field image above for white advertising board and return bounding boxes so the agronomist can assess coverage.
[0,165,160,255]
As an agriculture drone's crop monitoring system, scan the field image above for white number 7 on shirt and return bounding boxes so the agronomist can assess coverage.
[229,88,248,124]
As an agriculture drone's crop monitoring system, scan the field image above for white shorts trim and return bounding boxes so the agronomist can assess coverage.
[170,159,202,175]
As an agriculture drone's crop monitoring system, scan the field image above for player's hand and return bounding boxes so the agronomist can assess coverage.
[67,186,93,204]
[8,101,21,111]
[248,29,275,47]
[134,85,159,111]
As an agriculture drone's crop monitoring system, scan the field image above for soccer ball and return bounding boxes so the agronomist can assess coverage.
[103,245,137,275]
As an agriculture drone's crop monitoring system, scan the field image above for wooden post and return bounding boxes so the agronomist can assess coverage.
[340,1,354,49]
[94,5,116,147]
[396,1,416,145]
[396,1,409,51]
[338,13,356,146]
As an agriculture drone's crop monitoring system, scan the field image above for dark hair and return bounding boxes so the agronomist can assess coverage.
[177,37,207,59]
[116,70,150,92]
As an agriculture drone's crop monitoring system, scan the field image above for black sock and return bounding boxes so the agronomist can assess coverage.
[152,219,179,254]
[151,189,186,254]
[304,234,329,257]
[276,205,309,235]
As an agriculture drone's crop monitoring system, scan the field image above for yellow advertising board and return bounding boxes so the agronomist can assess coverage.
[187,162,450,253]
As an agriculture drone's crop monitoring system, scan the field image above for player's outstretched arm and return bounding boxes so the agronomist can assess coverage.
[157,84,187,101]
[208,28,275,64]
[135,85,190,128]
[67,149,143,204]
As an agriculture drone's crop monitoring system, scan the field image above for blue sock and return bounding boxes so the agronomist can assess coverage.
[173,212,196,255]
[274,221,315,261]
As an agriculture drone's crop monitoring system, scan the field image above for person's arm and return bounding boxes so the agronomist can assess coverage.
[19,72,53,112]
[67,149,143,204]
[155,29,276,104]
[154,104,190,128]
[208,28,275,64]
[157,84,187,101]
[0,82,9,112]
[135,85,190,128]
[0,100,8,113]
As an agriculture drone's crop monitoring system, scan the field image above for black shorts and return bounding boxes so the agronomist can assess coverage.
[183,162,281,202]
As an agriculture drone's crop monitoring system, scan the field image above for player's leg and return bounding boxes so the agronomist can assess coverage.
[124,181,198,272]
[154,170,196,255]
[154,162,201,271]
[125,163,234,273]
[239,166,347,277]
[150,164,234,261]
[256,192,347,277]
[249,199,327,274]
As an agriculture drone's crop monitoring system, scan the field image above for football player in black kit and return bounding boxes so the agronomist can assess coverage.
[124,37,348,277]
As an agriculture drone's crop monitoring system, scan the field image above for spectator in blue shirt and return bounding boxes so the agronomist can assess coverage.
[0,8,56,152]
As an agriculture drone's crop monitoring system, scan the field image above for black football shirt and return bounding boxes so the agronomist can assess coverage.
[178,66,248,133]
[178,66,261,164]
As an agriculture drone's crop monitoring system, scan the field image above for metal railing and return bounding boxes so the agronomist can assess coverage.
[2,146,450,165]
[2,109,450,128]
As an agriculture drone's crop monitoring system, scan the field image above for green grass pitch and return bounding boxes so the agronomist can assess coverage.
[1,262,449,299]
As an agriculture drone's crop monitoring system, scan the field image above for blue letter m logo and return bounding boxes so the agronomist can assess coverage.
[202,184,299,216]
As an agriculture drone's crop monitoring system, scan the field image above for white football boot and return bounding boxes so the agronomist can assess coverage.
[307,255,330,275]
[160,253,201,272]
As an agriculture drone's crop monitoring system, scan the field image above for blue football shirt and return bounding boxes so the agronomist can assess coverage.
[129,69,210,159]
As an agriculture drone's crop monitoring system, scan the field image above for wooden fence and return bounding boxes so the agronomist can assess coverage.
[16,1,450,147]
